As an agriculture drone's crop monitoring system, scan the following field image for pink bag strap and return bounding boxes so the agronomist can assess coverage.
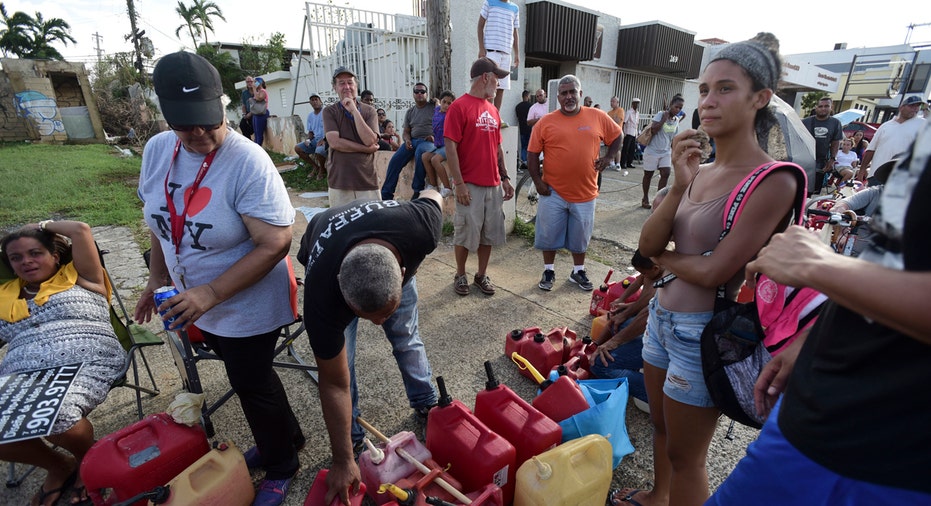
[721,161,809,240]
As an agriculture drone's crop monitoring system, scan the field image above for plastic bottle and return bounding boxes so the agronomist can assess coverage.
[513,435,613,506]
[474,361,563,471]
[426,377,517,504]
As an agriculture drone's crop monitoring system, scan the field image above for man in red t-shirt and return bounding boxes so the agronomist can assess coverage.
[444,57,515,297]
[526,74,622,292]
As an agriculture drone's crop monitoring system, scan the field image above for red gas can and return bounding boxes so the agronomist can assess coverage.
[426,377,516,504]
[566,336,599,373]
[516,332,563,381]
[377,458,466,505]
[81,413,210,506]
[304,469,368,506]
[550,358,590,381]
[531,374,589,423]
[546,326,578,362]
[504,327,542,361]
[474,362,562,472]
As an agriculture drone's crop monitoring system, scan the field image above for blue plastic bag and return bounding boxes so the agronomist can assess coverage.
[558,377,635,468]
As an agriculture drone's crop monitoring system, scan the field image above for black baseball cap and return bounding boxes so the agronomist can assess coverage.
[153,51,225,126]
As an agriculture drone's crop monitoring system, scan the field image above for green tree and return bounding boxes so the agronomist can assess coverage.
[24,12,76,60]
[175,0,225,47]
[0,3,31,57]
[238,32,287,76]
[192,0,225,45]
[0,3,75,60]
[197,45,243,108]
[801,91,829,118]
[174,1,204,48]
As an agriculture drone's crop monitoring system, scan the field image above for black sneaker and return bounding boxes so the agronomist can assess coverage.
[538,269,556,291]
[569,270,594,291]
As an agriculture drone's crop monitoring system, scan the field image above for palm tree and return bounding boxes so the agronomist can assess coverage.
[0,3,33,57]
[1,4,74,60]
[191,0,225,45]
[24,12,76,60]
[175,1,203,48]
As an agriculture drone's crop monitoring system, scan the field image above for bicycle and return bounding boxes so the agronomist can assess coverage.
[514,160,540,224]
[805,201,872,257]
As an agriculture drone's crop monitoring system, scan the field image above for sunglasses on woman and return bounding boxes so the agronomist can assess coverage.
[169,123,223,132]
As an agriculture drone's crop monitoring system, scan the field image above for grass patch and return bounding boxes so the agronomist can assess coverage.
[0,143,144,233]
[269,151,328,193]
[442,220,454,237]
[512,217,535,243]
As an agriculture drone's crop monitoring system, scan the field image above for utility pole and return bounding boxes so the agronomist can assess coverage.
[125,0,145,76]
[92,32,104,61]
[425,0,451,97]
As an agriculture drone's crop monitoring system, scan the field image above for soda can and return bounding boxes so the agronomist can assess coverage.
[153,286,180,331]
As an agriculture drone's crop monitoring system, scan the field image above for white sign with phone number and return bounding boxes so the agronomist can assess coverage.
[0,363,83,443]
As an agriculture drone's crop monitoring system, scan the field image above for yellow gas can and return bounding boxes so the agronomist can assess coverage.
[153,441,254,506]
[514,434,613,506]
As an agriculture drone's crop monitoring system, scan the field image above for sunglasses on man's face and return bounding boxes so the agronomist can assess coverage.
[169,123,223,132]
[377,112,386,116]
[413,89,427,94]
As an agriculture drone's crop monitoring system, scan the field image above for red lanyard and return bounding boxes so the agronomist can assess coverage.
[163,139,218,256]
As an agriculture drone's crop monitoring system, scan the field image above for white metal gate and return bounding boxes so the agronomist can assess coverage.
[291,3,428,126]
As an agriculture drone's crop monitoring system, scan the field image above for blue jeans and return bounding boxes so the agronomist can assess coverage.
[589,318,647,402]
[381,138,434,199]
[519,133,530,163]
[252,112,268,146]
[343,277,436,442]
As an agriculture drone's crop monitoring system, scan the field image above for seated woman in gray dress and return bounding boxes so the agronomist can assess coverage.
[0,220,126,506]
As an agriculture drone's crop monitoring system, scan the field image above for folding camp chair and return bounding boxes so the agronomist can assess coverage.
[0,247,163,487]
[164,257,317,437]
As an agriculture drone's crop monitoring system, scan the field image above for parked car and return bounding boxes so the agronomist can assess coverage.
[843,121,879,141]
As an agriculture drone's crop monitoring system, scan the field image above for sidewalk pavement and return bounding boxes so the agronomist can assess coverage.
[1,168,757,505]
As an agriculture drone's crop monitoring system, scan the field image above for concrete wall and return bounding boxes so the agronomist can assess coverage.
[0,68,31,142]
[0,58,105,143]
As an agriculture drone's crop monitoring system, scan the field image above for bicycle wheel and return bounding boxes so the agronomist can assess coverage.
[514,171,539,224]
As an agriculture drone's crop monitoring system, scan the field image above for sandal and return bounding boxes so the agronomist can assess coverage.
[606,487,646,506]
[641,201,652,209]
[33,469,77,506]
[68,483,92,506]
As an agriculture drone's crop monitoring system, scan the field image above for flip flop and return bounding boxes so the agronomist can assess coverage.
[67,484,92,506]
[606,487,646,506]
[33,469,77,506]
[622,488,646,506]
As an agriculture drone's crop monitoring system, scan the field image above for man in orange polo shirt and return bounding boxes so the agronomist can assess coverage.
[525,74,622,291]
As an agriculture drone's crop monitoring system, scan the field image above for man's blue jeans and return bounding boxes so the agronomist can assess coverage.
[381,138,434,200]
[343,276,436,443]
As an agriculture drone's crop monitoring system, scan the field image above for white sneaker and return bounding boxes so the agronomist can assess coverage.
[440,187,451,198]
[425,184,437,192]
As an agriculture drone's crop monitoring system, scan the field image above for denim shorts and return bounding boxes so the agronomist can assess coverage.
[641,297,714,407]
[533,188,595,253]
[432,146,446,159]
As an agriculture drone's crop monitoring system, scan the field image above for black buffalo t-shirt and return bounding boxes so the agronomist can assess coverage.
[296,198,442,359]
[779,131,931,493]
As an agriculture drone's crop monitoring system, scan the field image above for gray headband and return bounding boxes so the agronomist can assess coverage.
[711,41,779,91]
